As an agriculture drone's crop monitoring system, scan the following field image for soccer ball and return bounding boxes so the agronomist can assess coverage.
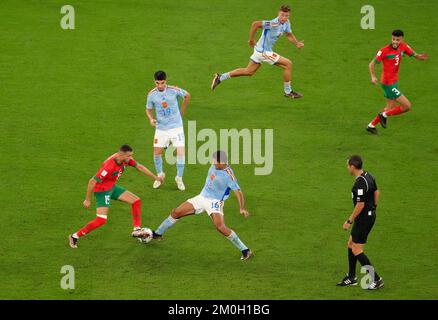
[138,227,153,243]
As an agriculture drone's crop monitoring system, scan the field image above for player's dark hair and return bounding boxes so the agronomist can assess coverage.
[119,144,133,153]
[348,155,363,169]
[154,70,167,81]
[280,4,291,12]
[392,29,404,37]
[213,150,228,164]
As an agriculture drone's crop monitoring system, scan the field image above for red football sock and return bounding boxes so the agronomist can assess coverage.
[384,105,404,117]
[370,107,386,126]
[370,115,381,126]
[132,199,141,229]
[75,216,107,238]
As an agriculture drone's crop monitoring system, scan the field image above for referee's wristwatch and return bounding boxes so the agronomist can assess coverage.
[347,219,353,224]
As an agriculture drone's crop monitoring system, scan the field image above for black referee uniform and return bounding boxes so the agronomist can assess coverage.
[338,155,384,289]
[351,171,378,244]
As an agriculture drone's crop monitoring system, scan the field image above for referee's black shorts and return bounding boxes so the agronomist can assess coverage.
[351,212,376,244]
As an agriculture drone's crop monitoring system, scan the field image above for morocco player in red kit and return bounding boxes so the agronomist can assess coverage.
[68,145,163,248]
[366,30,428,134]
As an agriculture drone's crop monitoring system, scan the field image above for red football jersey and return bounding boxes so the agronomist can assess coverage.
[93,153,137,192]
[374,42,415,85]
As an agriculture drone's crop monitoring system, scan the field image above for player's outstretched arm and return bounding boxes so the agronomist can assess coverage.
[180,91,191,115]
[83,178,97,209]
[248,21,262,47]
[286,32,304,49]
[136,164,163,182]
[234,189,250,218]
[414,53,429,61]
[369,60,378,84]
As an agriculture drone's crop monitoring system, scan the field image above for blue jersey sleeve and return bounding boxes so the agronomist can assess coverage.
[226,169,240,191]
[176,87,188,99]
[146,93,154,110]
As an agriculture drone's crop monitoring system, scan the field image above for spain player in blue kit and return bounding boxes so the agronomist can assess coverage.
[146,71,191,191]
[152,151,253,260]
[211,4,304,99]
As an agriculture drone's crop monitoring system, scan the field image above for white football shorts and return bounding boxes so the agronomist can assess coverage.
[250,50,281,65]
[187,194,224,216]
[153,126,185,148]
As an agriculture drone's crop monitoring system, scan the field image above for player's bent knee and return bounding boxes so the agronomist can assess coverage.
[171,208,183,219]
[399,98,412,111]
[281,59,292,69]
[171,208,179,218]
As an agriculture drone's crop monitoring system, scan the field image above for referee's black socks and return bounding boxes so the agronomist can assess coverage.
[348,248,357,278]
[356,252,381,280]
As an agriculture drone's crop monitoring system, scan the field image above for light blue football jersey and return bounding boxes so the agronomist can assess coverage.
[146,85,187,130]
[201,165,241,201]
[254,17,292,53]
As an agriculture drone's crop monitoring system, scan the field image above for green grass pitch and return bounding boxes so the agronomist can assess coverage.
[1,0,437,299]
